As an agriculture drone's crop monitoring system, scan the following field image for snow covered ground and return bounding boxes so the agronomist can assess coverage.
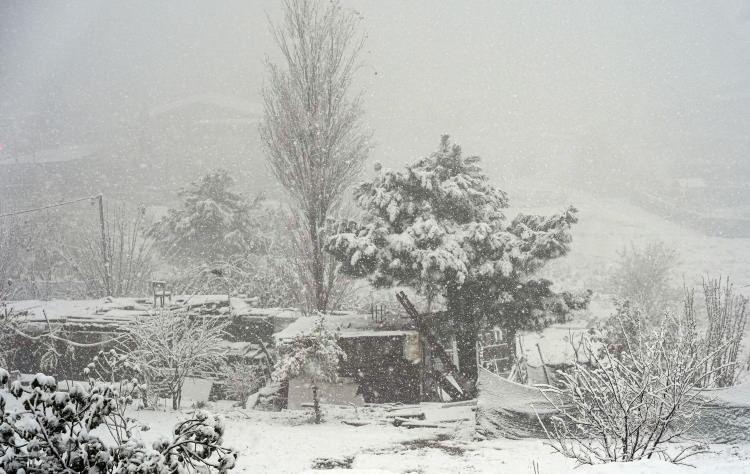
[522,190,750,297]
[116,401,750,474]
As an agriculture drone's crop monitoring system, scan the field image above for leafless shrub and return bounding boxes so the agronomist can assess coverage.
[63,205,155,297]
[0,214,71,299]
[685,276,748,387]
[166,254,301,308]
[540,310,727,465]
[224,360,266,409]
[610,241,679,318]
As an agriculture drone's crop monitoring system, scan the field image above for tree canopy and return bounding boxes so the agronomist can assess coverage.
[149,169,265,264]
[327,136,579,378]
[260,0,370,312]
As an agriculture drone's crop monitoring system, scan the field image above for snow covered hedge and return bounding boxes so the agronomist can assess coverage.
[0,369,237,473]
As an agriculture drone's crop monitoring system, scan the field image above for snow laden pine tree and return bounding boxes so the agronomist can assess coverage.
[150,169,265,264]
[273,317,346,423]
[327,136,578,384]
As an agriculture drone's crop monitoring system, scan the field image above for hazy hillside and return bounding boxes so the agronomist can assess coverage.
[0,94,276,211]
[515,188,750,298]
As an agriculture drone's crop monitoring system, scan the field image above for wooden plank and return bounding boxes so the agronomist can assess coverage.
[396,420,443,429]
[440,399,477,408]
[385,411,425,420]
[341,420,371,427]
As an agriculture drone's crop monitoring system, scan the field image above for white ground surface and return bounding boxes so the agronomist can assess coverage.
[119,401,750,474]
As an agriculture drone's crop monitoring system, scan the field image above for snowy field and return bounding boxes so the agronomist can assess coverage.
[117,402,750,474]
[516,190,750,296]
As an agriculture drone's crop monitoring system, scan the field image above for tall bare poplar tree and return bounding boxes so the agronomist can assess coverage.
[261,0,370,312]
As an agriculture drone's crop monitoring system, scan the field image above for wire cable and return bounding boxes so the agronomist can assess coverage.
[0,194,100,219]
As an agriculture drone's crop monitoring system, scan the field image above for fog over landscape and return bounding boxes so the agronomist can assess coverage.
[2,2,750,473]
[2,1,749,205]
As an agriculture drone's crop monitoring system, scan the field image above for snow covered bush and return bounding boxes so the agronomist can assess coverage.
[595,277,746,387]
[610,241,680,319]
[149,169,266,265]
[167,250,301,309]
[0,369,237,473]
[124,310,229,409]
[84,349,149,442]
[327,136,579,380]
[0,215,71,300]
[0,304,15,369]
[273,317,346,423]
[223,361,266,409]
[686,276,747,387]
[539,310,727,465]
[591,299,646,361]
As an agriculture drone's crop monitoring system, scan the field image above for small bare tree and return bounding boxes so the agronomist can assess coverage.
[685,276,748,387]
[224,360,266,409]
[261,0,370,312]
[125,310,229,409]
[540,310,730,465]
[64,205,155,298]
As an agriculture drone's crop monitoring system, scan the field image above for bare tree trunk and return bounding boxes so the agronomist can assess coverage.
[309,215,326,313]
[261,0,370,315]
[312,383,321,423]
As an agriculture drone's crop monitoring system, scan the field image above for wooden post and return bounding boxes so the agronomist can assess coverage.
[536,343,551,385]
[97,194,112,297]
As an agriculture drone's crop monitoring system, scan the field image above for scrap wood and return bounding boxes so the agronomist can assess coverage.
[384,411,425,420]
[440,399,477,408]
[341,420,371,427]
[301,402,358,408]
[436,417,471,423]
[393,418,443,429]
[385,404,422,412]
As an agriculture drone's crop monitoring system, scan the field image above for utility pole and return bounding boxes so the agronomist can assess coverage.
[97,194,112,296]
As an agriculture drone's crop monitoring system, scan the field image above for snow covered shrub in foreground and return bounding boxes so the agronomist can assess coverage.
[126,310,229,409]
[0,369,237,473]
[0,304,15,369]
[84,349,150,443]
[273,317,346,423]
[538,311,728,465]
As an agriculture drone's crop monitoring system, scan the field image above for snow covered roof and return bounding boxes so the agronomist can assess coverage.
[5,295,303,326]
[274,312,417,341]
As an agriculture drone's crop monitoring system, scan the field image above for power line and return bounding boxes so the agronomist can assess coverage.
[0,195,99,219]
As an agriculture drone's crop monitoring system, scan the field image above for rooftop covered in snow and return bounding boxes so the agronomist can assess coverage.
[5,295,301,326]
[274,311,417,341]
